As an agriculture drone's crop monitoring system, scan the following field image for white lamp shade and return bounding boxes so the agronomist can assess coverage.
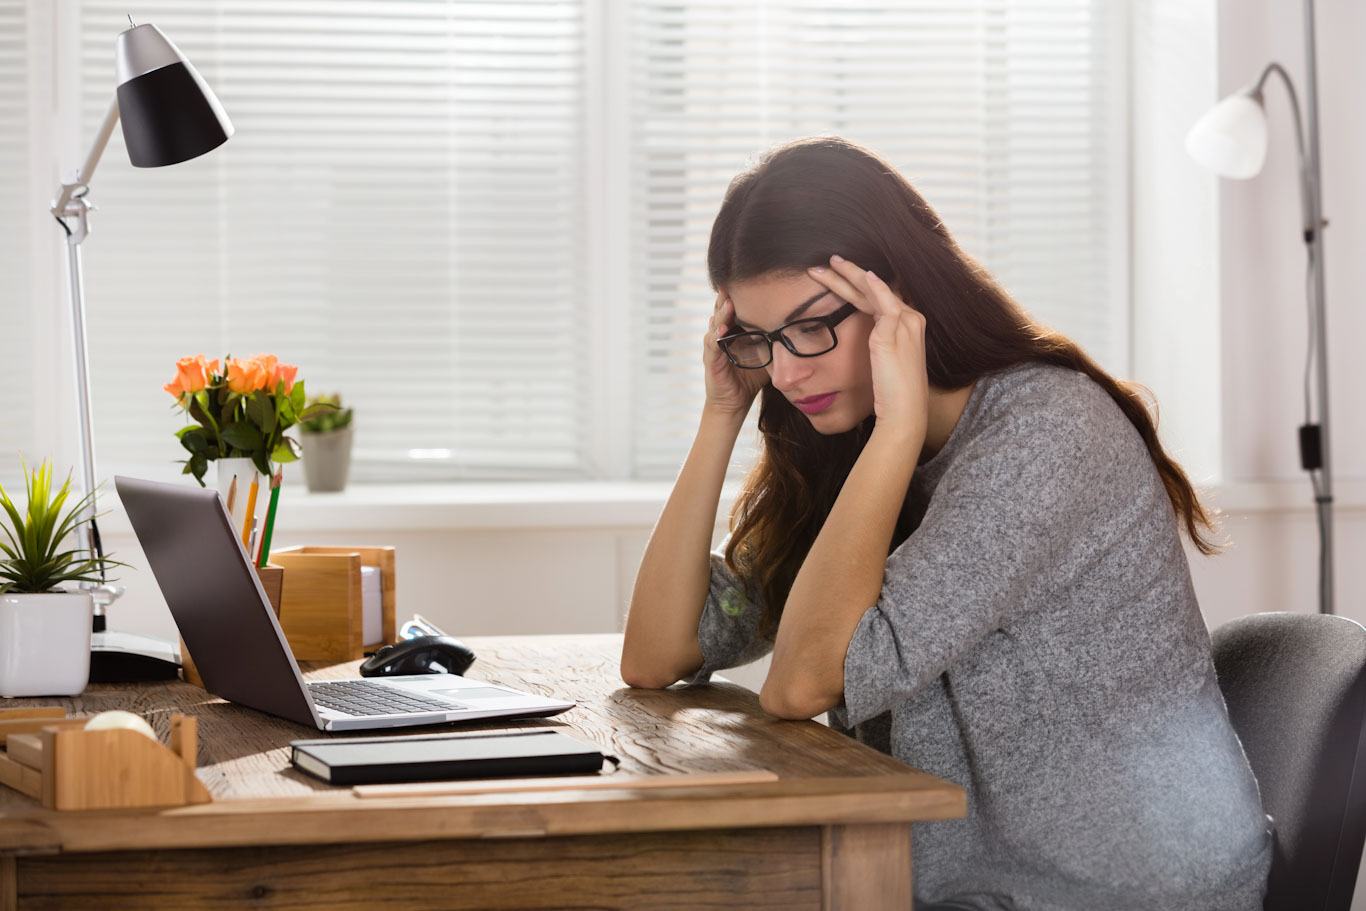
[1185,94,1268,179]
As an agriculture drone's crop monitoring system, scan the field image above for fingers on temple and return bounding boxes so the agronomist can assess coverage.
[861,269,907,320]
[809,263,868,313]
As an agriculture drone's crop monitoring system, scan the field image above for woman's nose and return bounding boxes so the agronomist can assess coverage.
[768,343,812,391]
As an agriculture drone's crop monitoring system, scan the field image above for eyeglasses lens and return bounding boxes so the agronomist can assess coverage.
[726,335,771,368]
[787,321,837,355]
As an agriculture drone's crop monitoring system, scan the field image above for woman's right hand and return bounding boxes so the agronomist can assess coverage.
[703,291,768,419]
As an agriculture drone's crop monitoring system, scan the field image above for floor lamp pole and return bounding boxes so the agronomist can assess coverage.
[1302,0,1333,615]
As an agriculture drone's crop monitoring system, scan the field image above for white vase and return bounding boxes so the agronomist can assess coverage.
[0,591,94,697]
[215,456,260,534]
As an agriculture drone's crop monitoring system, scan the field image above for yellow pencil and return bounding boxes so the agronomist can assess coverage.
[225,475,238,515]
[241,472,260,550]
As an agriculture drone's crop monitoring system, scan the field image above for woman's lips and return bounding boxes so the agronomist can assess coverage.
[793,392,838,415]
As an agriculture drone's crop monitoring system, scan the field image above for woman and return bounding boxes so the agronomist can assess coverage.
[620,136,1271,910]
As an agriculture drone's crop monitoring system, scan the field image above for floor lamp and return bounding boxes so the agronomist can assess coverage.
[50,21,233,670]
[1184,1,1333,616]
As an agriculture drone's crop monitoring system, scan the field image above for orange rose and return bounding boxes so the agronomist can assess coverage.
[162,376,187,400]
[173,354,211,395]
[249,354,298,395]
[274,362,298,395]
[225,357,267,395]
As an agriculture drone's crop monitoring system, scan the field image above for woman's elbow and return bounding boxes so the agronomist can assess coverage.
[759,680,832,720]
[619,657,681,690]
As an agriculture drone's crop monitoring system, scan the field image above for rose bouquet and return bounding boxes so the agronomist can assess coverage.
[164,354,336,485]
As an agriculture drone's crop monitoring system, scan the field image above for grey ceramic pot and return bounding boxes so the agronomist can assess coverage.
[300,424,353,492]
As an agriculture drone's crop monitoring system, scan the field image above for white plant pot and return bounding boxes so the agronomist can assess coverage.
[0,591,94,697]
[301,424,353,493]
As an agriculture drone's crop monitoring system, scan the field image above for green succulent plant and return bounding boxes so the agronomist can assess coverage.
[0,458,128,595]
[299,394,353,434]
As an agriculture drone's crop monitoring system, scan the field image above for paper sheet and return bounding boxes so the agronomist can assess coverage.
[361,565,382,644]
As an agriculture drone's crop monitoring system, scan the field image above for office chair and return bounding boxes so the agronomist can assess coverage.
[1211,611,1366,911]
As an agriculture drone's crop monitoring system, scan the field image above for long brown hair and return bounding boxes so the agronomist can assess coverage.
[707,136,1218,639]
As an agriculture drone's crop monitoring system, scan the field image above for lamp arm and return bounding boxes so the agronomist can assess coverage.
[51,97,120,218]
[1250,62,1317,239]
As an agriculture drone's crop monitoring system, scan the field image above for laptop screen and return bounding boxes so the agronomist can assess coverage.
[116,475,319,727]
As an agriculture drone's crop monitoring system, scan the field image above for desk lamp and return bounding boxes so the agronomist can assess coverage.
[1184,0,1333,615]
[49,20,233,675]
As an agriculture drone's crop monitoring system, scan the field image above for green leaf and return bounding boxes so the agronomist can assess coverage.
[190,453,209,486]
[246,390,276,434]
[276,396,297,427]
[290,380,306,413]
[220,420,264,452]
[178,428,210,455]
[298,403,339,423]
[271,439,300,463]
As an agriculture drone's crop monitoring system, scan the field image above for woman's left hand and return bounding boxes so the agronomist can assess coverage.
[808,255,929,446]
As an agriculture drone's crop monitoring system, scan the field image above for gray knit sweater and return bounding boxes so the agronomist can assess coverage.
[689,362,1271,910]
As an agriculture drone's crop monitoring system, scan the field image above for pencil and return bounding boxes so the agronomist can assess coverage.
[241,471,260,550]
[225,475,238,514]
[257,467,283,568]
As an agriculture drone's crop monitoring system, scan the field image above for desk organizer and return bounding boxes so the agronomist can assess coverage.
[0,707,211,809]
[269,545,396,662]
[181,563,283,688]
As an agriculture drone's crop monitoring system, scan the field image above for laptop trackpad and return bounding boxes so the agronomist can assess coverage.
[431,687,520,701]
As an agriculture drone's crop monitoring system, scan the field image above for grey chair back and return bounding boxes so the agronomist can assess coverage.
[1211,611,1366,911]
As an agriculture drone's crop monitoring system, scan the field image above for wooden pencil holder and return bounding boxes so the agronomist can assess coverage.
[181,563,283,688]
[268,545,396,662]
[0,707,211,810]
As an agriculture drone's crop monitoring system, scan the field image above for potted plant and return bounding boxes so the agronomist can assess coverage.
[164,353,336,527]
[0,459,128,696]
[298,394,354,493]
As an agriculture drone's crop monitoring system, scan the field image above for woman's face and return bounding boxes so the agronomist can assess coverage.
[726,271,875,434]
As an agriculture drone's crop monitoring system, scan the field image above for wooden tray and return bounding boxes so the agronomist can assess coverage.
[0,707,211,810]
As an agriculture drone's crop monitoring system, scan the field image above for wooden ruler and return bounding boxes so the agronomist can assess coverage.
[353,768,778,799]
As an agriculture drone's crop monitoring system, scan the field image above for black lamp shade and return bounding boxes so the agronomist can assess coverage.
[114,24,233,168]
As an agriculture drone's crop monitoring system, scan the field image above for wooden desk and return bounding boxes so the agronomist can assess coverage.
[0,634,964,910]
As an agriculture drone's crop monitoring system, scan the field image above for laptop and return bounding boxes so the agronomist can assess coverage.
[115,475,576,732]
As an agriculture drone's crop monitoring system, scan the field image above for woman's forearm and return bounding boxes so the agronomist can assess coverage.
[621,406,748,688]
[761,425,921,718]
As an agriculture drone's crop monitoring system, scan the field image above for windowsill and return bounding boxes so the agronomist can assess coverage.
[94,478,1362,537]
[1211,479,1366,516]
[98,480,740,535]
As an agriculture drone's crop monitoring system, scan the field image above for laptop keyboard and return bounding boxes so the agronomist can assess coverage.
[308,679,465,716]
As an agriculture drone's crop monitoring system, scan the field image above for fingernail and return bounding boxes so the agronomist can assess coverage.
[831,254,845,263]
[866,269,880,282]
[809,265,826,273]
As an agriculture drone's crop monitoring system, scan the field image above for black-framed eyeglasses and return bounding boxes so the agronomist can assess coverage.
[717,302,858,369]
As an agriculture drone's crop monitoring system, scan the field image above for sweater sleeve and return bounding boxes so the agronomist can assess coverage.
[680,546,774,685]
[834,389,1128,727]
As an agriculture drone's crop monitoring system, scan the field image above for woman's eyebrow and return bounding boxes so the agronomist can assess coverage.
[733,290,832,330]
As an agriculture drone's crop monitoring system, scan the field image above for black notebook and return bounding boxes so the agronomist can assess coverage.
[290,729,608,785]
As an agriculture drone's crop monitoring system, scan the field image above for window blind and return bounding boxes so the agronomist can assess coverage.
[0,0,30,487]
[628,0,1126,479]
[36,1,1125,486]
[77,0,587,482]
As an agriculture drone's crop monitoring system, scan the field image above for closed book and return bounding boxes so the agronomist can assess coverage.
[290,729,606,785]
